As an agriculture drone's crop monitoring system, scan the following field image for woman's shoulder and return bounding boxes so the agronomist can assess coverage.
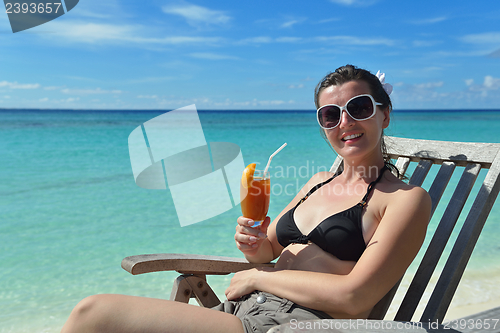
[383,171,431,212]
[311,170,336,183]
[297,171,336,196]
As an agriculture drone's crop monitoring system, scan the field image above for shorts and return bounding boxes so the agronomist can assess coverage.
[212,291,333,333]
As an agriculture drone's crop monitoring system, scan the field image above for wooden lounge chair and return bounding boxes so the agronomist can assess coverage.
[121,136,500,328]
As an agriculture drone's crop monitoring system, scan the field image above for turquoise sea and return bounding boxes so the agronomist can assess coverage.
[1,109,500,332]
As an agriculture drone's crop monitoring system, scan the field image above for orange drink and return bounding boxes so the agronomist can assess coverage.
[240,164,270,227]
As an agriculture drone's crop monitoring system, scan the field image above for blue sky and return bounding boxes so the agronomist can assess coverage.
[1,0,499,110]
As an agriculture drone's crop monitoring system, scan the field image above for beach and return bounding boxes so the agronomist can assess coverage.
[1,109,500,332]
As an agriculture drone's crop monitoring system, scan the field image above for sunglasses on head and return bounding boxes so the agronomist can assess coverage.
[317,94,383,130]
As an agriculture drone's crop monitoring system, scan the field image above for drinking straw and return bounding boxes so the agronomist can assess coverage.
[264,143,287,175]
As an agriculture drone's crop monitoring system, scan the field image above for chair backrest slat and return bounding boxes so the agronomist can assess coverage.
[384,136,498,167]
[394,156,411,176]
[421,153,500,322]
[394,163,481,322]
[329,156,343,174]
[427,162,456,217]
[408,159,433,186]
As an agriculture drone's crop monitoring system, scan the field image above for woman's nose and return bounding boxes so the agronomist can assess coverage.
[339,109,355,128]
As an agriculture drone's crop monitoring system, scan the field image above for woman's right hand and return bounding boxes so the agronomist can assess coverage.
[235,216,271,257]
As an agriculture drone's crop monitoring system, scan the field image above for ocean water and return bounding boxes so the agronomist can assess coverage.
[1,109,500,331]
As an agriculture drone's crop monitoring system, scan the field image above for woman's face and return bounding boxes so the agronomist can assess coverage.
[318,80,390,162]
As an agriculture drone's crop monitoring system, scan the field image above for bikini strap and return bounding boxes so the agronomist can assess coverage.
[296,165,389,208]
[296,174,337,206]
[359,165,389,207]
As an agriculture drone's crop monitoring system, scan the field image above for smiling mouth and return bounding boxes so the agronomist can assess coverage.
[342,133,363,141]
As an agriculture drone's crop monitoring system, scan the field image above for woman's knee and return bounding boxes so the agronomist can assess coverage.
[62,294,114,333]
[73,294,103,318]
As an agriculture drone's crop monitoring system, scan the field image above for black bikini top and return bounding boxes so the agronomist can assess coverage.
[276,166,388,261]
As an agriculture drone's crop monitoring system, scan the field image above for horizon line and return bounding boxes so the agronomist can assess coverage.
[2,107,500,113]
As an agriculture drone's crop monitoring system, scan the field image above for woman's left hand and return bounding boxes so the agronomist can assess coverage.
[225,268,260,301]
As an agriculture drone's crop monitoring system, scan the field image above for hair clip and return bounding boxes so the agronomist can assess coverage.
[376,71,393,96]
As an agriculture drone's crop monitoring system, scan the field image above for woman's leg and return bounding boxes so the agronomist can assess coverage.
[61,294,245,333]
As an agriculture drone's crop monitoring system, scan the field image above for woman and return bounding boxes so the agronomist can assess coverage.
[61,65,431,333]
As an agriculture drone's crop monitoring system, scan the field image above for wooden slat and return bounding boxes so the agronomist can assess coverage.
[121,253,274,275]
[394,156,410,178]
[170,275,195,303]
[409,159,433,186]
[427,162,456,217]
[385,137,499,167]
[395,163,481,321]
[170,275,221,308]
[421,152,500,322]
[329,155,344,174]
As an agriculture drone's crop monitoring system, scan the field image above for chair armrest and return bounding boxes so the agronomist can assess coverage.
[121,253,275,275]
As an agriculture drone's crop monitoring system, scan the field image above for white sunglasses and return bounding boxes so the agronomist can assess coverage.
[317,94,382,129]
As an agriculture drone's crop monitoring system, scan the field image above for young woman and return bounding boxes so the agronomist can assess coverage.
[61,65,431,333]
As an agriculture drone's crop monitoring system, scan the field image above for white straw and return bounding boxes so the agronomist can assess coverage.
[264,143,287,175]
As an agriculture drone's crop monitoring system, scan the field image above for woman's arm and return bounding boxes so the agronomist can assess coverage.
[227,186,432,316]
[235,171,335,263]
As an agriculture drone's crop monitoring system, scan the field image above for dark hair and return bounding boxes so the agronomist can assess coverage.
[315,64,400,177]
[314,64,392,111]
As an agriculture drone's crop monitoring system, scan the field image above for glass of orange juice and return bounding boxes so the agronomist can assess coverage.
[240,164,270,227]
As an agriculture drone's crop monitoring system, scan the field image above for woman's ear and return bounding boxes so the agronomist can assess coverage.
[382,107,390,129]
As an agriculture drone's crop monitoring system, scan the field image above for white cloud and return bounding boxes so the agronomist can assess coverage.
[329,0,377,6]
[61,88,122,95]
[127,77,177,84]
[50,22,137,43]
[315,36,395,46]
[484,76,500,90]
[276,37,302,43]
[255,99,292,106]
[281,20,300,29]
[408,17,447,25]
[189,52,239,60]
[392,81,446,103]
[237,36,273,44]
[414,82,444,89]
[44,86,65,90]
[0,81,40,89]
[43,21,223,45]
[280,17,307,29]
[460,32,500,56]
[239,35,392,46]
[137,95,158,99]
[162,3,230,26]
[237,36,303,45]
[490,49,500,58]
[461,32,500,45]
[317,18,342,24]
[465,76,500,93]
[67,0,124,19]
[412,40,442,47]
[288,84,305,89]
